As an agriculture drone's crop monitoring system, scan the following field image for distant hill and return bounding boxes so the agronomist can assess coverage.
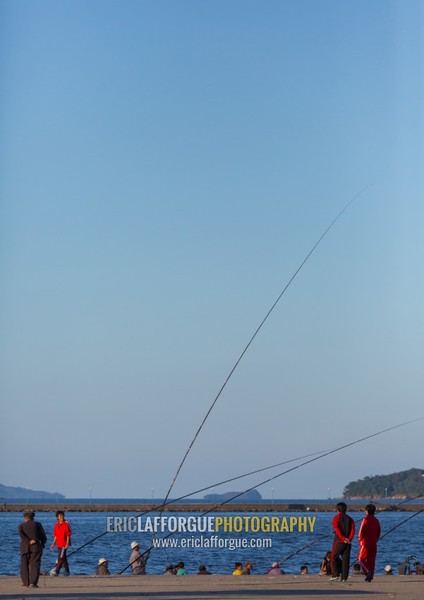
[0,483,65,500]
[203,489,262,503]
[343,468,424,499]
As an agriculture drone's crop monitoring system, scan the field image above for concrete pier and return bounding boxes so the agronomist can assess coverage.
[0,575,422,600]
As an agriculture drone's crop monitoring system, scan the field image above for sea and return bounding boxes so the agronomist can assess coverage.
[1,499,423,577]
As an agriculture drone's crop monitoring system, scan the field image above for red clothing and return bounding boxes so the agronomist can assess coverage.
[53,520,72,548]
[358,514,381,547]
[332,512,355,542]
[331,511,355,580]
[358,514,380,578]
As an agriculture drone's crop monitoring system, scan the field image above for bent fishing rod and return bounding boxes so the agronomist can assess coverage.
[159,186,373,508]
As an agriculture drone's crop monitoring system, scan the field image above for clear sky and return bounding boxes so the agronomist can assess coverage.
[1,0,423,500]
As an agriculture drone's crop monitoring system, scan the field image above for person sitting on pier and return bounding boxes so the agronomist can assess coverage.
[232,562,243,575]
[164,563,175,575]
[175,561,187,575]
[129,541,149,575]
[266,562,284,575]
[319,551,332,576]
[96,558,110,576]
[300,565,308,575]
[242,561,253,575]
[197,564,211,574]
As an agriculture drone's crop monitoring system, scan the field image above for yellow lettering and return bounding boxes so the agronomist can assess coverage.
[215,517,223,532]
[233,517,242,533]
[308,516,316,532]
[289,516,297,532]
[280,517,289,532]
[298,517,307,532]
[261,516,270,533]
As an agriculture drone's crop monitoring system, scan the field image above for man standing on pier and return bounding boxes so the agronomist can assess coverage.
[18,511,47,588]
[330,502,355,582]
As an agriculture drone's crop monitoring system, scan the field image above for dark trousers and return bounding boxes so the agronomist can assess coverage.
[56,547,70,574]
[331,541,351,580]
[20,545,43,586]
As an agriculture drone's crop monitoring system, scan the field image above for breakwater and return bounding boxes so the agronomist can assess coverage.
[1,502,421,512]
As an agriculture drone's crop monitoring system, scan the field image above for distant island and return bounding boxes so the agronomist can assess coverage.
[0,483,65,501]
[343,468,424,499]
[203,489,262,503]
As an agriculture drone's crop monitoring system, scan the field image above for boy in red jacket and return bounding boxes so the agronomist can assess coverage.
[50,511,72,575]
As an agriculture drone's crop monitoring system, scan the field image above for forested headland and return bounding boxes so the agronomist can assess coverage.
[344,468,424,498]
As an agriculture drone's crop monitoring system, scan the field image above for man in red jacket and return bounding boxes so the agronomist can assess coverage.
[330,502,355,582]
[358,503,381,582]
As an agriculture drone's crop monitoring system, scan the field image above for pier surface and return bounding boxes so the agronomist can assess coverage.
[0,574,423,600]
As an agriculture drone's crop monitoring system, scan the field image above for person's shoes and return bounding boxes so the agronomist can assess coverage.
[30,584,38,587]
[365,573,373,582]
[341,579,347,582]
[329,576,339,581]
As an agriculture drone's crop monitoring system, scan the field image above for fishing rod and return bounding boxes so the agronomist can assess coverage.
[379,509,424,542]
[159,186,373,509]
[117,417,422,574]
[66,188,372,569]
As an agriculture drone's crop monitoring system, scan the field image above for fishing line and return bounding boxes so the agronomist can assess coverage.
[160,186,373,507]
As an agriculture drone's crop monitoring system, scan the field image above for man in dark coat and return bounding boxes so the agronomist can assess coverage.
[18,511,47,587]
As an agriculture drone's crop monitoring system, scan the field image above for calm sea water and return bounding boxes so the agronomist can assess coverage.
[1,507,422,577]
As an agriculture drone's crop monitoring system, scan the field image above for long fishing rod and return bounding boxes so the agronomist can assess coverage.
[117,416,422,574]
[379,509,424,542]
[159,186,372,508]
[67,188,371,568]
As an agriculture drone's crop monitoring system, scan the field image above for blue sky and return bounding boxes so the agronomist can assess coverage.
[1,0,423,499]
